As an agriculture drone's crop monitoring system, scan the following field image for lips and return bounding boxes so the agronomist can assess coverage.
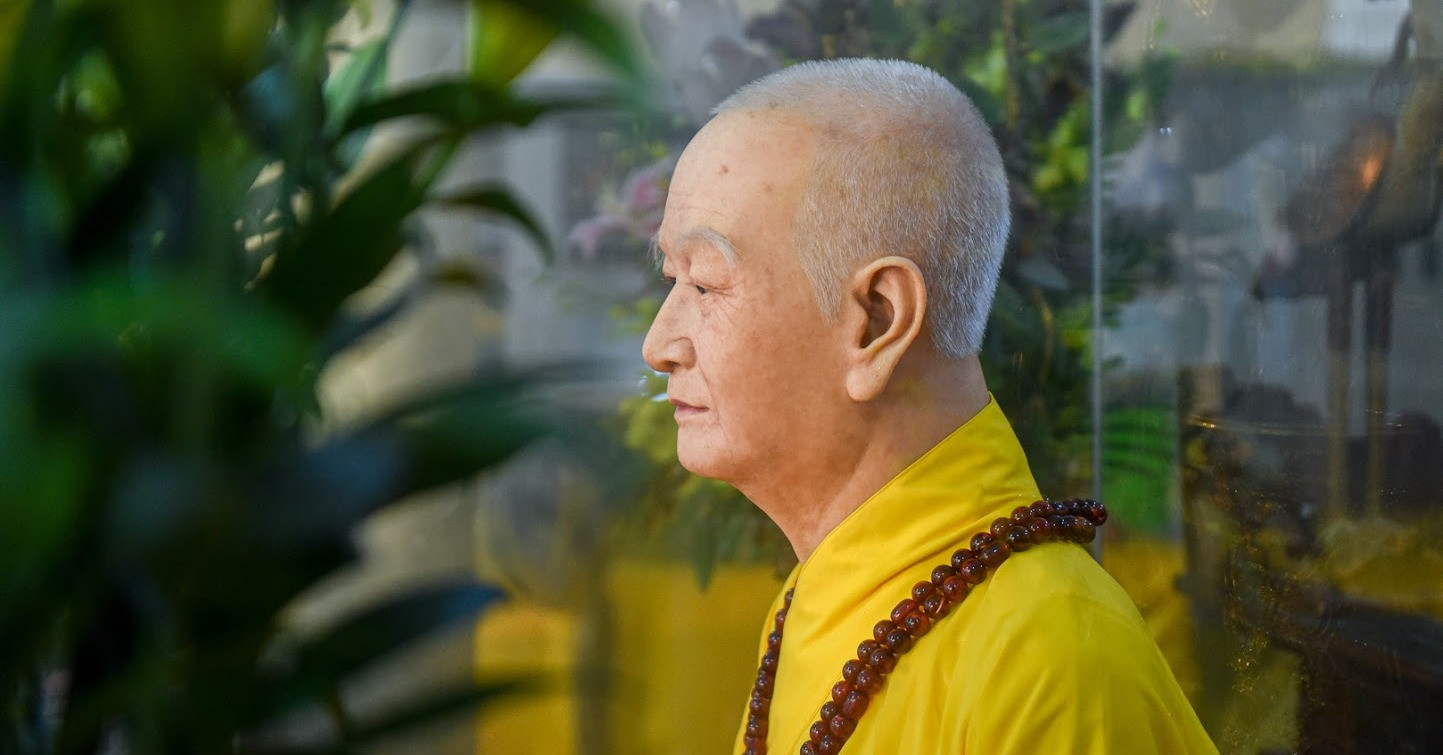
[668,396,707,418]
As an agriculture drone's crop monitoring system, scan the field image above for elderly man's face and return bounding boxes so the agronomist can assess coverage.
[643,110,853,490]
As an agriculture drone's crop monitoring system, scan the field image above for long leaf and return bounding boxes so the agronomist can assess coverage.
[339,79,619,139]
[500,0,642,82]
[368,376,555,498]
[260,137,449,330]
[266,581,504,713]
[349,678,531,744]
[433,183,551,261]
[469,0,558,86]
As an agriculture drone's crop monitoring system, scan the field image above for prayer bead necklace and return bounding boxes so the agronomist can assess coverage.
[742,498,1109,755]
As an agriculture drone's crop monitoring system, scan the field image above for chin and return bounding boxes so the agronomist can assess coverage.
[675,437,741,484]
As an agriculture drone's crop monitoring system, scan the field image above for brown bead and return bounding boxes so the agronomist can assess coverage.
[873,620,896,644]
[979,541,1011,568]
[890,599,918,624]
[1074,517,1097,543]
[923,591,949,619]
[1048,515,1067,535]
[829,714,856,740]
[767,630,782,651]
[800,743,817,755]
[820,702,839,721]
[854,667,882,693]
[856,639,879,662]
[743,733,762,750]
[843,689,870,719]
[990,517,1013,539]
[911,580,935,602]
[745,747,762,755]
[809,721,825,743]
[831,680,853,704]
[950,548,974,570]
[867,646,897,674]
[1066,498,1085,515]
[1029,500,1052,519]
[1058,514,1079,541]
[1011,505,1032,522]
[841,659,863,682]
[1084,500,1108,525]
[902,610,931,637]
[747,714,768,738]
[958,558,987,585]
[755,671,774,696]
[931,564,956,585]
[884,625,913,653]
[784,588,794,604]
[1049,500,1068,516]
[818,734,839,754]
[940,575,969,601]
[775,608,787,629]
[1005,525,1032,551]
[749,693,770,716]
[970,532,995,553]
[761,650,779,673]
[1027,515,1054,541]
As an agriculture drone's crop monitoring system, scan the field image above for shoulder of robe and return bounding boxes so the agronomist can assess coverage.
[945,542,1219,755]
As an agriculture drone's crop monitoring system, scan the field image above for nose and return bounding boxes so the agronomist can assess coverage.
[642,289,693,373]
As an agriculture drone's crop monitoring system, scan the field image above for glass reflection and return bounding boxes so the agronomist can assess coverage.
[1102,1,1443,752]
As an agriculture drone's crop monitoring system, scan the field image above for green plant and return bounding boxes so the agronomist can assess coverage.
[0,0,639,752]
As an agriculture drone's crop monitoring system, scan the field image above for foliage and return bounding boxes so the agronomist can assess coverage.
[602,0,1176,582]
[0,0,638,752]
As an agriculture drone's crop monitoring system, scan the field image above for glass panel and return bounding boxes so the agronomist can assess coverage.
[1099,1,1443,752]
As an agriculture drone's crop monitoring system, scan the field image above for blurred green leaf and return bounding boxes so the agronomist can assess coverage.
[267,581,503,712]
[347,678,530,744]
[322,37,390,139]
[505,0,642,83]
[1029,11,1090,56]
[340,80,617,137]
[434,182,552,261]
[362,372,559,498]
[260,137,449,330]
[469,0,558,86]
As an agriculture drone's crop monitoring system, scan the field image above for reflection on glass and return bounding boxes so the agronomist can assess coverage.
[1102,1,1443,752]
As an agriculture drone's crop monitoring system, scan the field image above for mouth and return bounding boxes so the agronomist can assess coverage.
[668,397,707,419]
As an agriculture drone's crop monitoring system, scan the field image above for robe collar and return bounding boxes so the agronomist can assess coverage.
[768,396,1043,748]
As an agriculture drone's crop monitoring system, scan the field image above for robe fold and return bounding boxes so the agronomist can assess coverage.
[734,398,1218,754]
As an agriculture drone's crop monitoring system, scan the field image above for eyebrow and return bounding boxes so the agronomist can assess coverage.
[649,226,739,270]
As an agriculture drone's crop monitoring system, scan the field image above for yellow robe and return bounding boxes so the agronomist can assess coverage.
[734,399,1218,754]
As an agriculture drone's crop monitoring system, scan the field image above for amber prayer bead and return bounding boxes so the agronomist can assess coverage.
[740,499,1107,755]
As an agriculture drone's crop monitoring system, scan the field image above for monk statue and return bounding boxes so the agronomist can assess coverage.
[641,58,1217,754]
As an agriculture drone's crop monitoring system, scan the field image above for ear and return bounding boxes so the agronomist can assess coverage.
[842,255,927,402]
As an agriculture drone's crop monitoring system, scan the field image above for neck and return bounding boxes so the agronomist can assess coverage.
[746,356,990,562]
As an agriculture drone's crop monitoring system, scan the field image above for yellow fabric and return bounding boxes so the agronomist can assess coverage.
[734,399,1218,754]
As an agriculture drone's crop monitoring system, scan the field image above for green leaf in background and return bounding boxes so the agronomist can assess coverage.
[469,0,560,86]
[434,182,553,261]
[264,581,505,715]
[1029,11,1090,56]
[487,0,644,84]
[260,137,449,331]
[1101,406,1177,532]
[360,371,561,499]
[322,37,390,139]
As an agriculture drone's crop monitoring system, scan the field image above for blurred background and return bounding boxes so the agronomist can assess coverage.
[2,0,1441,753]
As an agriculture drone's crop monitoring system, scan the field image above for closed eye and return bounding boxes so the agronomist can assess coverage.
[661,275,707,295]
